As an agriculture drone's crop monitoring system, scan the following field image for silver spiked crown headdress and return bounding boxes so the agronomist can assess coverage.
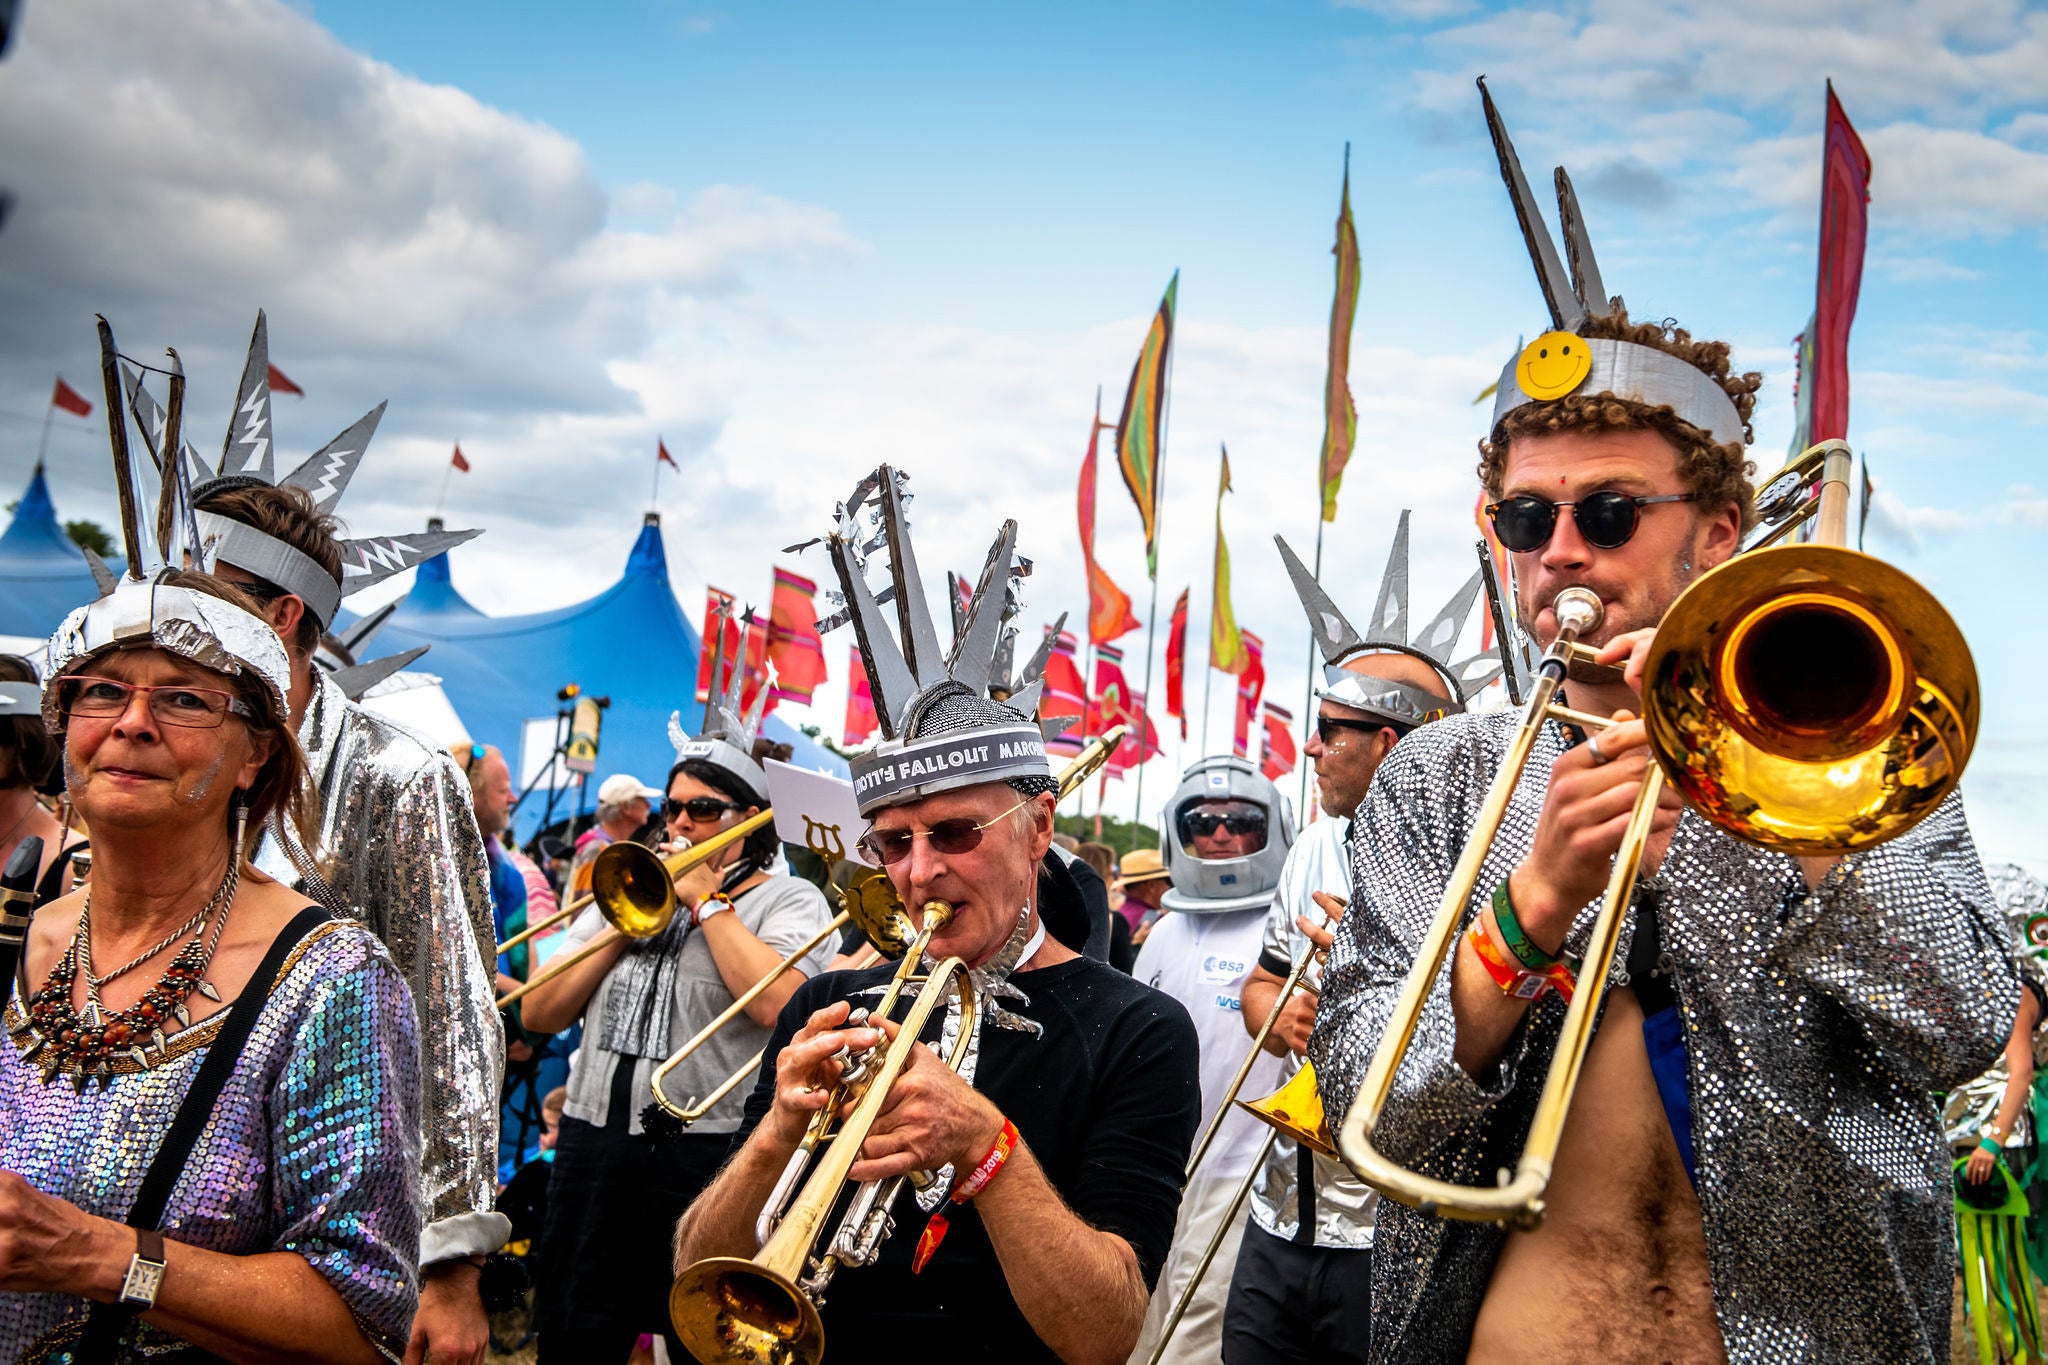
[823,466,1054,818]
[1477,78,1748,453]
[123,311,481,632]
[668,598,774,804]
[1277,510,1503,727]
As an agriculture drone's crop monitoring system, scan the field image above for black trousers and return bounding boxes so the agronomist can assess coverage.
[535,1057,733,1363]
[1221,1221,1373,1365]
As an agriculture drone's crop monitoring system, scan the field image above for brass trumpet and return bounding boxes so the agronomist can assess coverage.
[1335,441,1978,1228]
[670,900,976,1365]
[495,811,775,1009]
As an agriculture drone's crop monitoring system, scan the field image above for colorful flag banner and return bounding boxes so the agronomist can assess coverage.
[266,364,304,398]
[450,446,470,472]
[1260,701,1297,784]
[1809,82,1871,446]
[658,438,680,470]
[1041,628,1088,757]
[766,567,827,705]
[1108,692,1164,776]
[697,589,741,704]
[1164,587,1189,740]
[1116,271,1178,577]
[1232,630,1265,758]
[1078,400,1141,645]
[844,646,878,746]
[1318,148,1362,523]
[1786,320,1817,457]
[50,378,92,418]
[1209,448,1247,675]
[1088,643,1134,739]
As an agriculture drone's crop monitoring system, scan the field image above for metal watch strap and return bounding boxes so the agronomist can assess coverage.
[119,1227,166,1313]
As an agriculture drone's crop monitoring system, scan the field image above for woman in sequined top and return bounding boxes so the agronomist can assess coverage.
[0,572,423,1364]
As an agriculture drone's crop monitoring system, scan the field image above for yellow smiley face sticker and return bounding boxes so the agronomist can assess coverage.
[1515,330,1593,401]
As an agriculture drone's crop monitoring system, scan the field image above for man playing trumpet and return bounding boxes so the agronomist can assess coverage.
[1310,84,2014,1364]
[673,470,1200,1365]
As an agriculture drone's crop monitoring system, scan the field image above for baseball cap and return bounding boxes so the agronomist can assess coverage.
[597,774,662,806]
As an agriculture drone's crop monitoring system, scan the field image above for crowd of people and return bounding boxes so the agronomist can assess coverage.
[0,80,2037,1365]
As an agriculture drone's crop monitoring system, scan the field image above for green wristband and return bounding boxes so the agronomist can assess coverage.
[1492,880,1559,971]
[1980,1136,2003,1155]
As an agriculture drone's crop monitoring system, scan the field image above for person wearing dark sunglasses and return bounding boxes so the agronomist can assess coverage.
[519,717,834,1364]
[1308,83,2010,1365]
[676,482,1199,1365]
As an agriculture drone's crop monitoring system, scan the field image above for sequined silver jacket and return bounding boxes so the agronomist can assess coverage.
[258,671,510,1264]
[1310,708,2016,1365]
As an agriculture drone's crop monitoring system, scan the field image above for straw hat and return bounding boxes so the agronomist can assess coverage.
[1114,848,1169,890]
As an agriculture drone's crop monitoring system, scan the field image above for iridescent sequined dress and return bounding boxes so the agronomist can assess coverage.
[1310,708,2017,1364]
[0,920,423,1363]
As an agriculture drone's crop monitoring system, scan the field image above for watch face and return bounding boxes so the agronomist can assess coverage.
[121,1255,165,1308]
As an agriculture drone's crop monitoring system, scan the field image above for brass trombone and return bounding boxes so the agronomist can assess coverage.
[648,723,1131,1123]
[1335,441,1979,1228]
[670,900,977,1365]
[495,811,775,1009]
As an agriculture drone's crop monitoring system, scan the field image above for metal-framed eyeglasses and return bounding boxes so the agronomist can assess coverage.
[857,792,1036,866]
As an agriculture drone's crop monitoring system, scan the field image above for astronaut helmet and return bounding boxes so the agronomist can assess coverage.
[1159,755,1295,914]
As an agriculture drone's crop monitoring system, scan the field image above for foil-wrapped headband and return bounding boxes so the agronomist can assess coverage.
[194,509,343,628]
[1488,333,1747,452]
[41,575,293,731]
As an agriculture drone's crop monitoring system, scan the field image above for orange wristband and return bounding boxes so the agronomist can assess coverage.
[1467,924,1576,1003]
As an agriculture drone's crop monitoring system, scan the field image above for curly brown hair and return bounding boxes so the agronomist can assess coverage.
[193,483,347,650]
[1478,311,1763,530]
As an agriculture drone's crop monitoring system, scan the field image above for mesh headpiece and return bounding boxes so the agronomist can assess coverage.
[1277,510,1503,727]
[1476,79,1747,453]
[821,466,1054,817]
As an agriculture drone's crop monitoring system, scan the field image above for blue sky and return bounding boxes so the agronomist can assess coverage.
[0,0,2041,867]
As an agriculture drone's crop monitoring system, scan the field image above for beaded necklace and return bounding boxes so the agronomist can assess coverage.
[21,857,239,1086]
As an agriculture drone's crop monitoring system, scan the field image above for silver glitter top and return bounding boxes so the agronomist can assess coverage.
[0,921,422,1363]
[1310,707,2016,1364]
[255,670,507,1263]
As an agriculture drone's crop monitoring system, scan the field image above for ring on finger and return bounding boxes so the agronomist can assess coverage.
[1585,732,1612,766]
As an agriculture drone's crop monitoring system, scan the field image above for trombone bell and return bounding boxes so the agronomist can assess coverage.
[1644,544,1977,855]
[669,1257,823,1365]
[589,841,683,938]
[1237,1063,1336,1159]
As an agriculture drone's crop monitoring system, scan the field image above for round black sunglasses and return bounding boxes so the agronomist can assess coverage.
[1485,490,1696,553]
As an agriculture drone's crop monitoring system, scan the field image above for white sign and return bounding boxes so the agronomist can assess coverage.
[765,757,875,866]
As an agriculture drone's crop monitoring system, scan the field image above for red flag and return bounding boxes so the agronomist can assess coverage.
[1810,82,1871,445]
[766,567,827,705]
[1164,588,1189,740]
[266,364,304,398]
[450,446,471,472]
[1088,643,1135,738]
[1077,403,1141,645]
[1041,629,1088,757]
[658,438,680,471]
[1106,692,1164,776]
[741,615,775,718]
[697,589,741,703]
[1232,631,1266,759]
[50,379,92,418]
[844,647,878,746]
[1260,702,1297,784]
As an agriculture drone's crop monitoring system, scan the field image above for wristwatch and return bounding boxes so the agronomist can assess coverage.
[118,1229,166,1314]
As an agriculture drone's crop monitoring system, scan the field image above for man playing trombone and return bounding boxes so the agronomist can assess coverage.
[1310,84,2016,1365]
[673,471,1201,1365]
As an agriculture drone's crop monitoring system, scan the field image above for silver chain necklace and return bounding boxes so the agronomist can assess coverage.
[79,856,240,1002]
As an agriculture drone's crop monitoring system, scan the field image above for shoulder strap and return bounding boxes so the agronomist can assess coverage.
[32,839,82,909]
[75,905,329,1362]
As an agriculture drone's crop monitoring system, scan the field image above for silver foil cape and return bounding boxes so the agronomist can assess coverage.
[1309,708,2015,1364]
[255,670,509,1263]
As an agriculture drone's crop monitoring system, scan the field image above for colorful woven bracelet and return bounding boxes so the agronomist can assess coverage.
[1491,879,1558,971]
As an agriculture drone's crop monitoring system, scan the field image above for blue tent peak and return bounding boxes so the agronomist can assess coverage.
[398,518,484,619]
[0,464,82,564]
[625,512,667,579]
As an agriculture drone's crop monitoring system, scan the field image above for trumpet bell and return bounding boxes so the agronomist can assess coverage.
[589,841,682,938]
[669,1256,824,1365]
[1645,544,1977,856]
[1237,1064,1337,1159]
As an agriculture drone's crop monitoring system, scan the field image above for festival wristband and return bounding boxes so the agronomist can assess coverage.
[912,1118,1020,1274]
[1979,1137,2003,1156]
[1467,924,1576,1004]
[1492,879,1558,970]
[690,894,734,928]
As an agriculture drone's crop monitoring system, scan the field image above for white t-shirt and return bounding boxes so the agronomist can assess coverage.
[1133,903,1284,1178]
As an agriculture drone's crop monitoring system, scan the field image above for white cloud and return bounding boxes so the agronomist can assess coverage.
[1334,0,1479,20]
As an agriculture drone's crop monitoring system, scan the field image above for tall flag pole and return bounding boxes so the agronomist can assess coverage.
[1118,271,1178,832]
[1204,446,1248,755]
[1079,388,1142,649]
[436,444,469,517]
[40,377,94,468]
[652,437,679,509]
[1303,144,1361,805]
[1810,82,1871,447]
[1164,586,1189,740]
